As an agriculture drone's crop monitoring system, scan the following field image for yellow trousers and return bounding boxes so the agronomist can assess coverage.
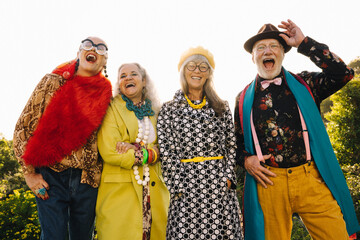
[257,161,349,240]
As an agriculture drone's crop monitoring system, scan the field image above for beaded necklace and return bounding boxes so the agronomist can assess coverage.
[121,94,155,120]
[123,94,153,186]
[133,116,151,186]
[185,94,207,109]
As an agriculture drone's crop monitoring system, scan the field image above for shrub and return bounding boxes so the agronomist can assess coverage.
[0,189,40,240]
[291,214,311,240]
[342,163,360,222]
[0,138,28,197]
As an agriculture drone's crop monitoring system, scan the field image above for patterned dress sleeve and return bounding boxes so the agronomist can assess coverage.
[157,102,184,196]
[297,36,354,105]
[222,102,238,183]
[13,74,63,174]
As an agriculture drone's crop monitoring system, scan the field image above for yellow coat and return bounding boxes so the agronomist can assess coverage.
[96,95,169,240]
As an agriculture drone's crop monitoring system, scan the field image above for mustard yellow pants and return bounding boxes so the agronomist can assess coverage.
[257,161,349,240]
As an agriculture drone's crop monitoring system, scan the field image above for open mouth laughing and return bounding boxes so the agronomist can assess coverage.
[86,53,97,63]
[263,58,275,70]
[125,83,136,88]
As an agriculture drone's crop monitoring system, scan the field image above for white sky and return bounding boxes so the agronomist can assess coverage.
[1,0,359,140]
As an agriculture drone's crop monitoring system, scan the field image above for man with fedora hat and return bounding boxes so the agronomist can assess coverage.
[234,19,359,239]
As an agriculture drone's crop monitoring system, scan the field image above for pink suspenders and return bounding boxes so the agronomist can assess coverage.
[239,74,314,162]
[297,105,311,161]
[250,105,311,162]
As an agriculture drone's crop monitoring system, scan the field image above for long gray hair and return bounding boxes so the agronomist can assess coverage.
[179,55,225,116]
[114,63,161,114]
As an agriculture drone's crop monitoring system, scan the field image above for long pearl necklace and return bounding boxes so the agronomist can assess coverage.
[133,116,151,186]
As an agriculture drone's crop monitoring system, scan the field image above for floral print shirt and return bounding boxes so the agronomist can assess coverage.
[234,37,354,168]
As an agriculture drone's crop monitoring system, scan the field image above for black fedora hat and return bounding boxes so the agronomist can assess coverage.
[244,23,291,53]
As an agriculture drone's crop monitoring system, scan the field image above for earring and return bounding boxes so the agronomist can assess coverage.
[75,59,80,72]
[103,65,108,78]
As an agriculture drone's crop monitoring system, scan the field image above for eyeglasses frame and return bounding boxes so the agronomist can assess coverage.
[80,39,108,55]
[186,61,210,72]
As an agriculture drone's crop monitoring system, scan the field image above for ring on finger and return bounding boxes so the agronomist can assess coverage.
[35,187,46,196]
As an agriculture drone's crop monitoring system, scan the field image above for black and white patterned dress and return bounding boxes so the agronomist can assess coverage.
[157,90,243,240]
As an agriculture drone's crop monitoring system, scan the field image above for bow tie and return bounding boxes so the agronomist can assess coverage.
[260,77,282,89]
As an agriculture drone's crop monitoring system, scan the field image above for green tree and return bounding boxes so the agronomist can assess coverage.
[320,97,332,123]
[325,76,360,165]
[348,57,360,75]
[0,137,17,178]
[0,136,27,197]
[342,163,360,221]
[0,136,39,238]
[325,73,360,236]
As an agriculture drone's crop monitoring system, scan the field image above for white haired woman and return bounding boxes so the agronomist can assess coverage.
[96,63,169,240]
[157,47,244,239]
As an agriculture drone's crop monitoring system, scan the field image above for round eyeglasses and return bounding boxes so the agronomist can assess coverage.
[80,39,108,55]
[255,44,281,53]
[186,61,209,72]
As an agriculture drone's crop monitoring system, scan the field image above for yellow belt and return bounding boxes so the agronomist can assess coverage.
[180,156,223,163]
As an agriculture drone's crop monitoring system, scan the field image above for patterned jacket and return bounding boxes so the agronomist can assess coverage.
[13,73,102,188]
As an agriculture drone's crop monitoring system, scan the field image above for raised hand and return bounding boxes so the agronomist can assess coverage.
[278,19,305,48]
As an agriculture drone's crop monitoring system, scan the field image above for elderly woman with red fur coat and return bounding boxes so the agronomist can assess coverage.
[13,37,112,240]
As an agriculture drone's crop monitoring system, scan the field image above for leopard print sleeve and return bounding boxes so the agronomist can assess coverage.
[13,73,66,174]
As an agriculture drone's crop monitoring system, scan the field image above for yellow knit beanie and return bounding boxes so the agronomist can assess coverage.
[178,46,215,71]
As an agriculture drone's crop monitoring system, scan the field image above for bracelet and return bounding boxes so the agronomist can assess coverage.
[151,148,158,163]
[147,147,153,164]
[133,143,141,150]
[134,149,144,166]
[142,148,148,165]
[147,148,158,164]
